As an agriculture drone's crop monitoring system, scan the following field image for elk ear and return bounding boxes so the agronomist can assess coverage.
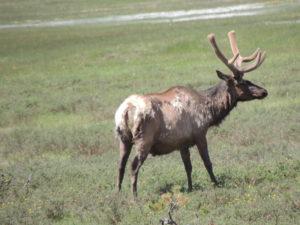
[216,70,231,81]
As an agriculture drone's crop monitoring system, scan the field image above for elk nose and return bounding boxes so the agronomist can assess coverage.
[262,90,268,97]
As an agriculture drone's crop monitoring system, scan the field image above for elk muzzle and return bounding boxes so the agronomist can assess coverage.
[249,85,268,99]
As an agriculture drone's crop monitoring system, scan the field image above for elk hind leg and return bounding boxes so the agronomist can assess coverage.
[131,143,150,198]
[117,140,132,192]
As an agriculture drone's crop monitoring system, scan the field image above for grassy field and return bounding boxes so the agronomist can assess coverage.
[0,0,266,24]
[0,0,299,224]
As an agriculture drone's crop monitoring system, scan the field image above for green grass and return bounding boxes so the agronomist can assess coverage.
[0,0,266,24]
[0,1,300,225]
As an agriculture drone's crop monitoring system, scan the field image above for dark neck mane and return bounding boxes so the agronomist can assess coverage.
[204,81,238,127]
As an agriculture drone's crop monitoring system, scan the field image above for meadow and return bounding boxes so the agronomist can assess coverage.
[0,0,299,224]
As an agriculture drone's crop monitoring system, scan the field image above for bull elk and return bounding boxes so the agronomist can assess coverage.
[115,31,268,197]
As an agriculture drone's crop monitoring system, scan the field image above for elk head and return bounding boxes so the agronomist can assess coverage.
[208,31,268,101]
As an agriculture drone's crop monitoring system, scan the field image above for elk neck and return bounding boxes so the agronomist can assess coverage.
[203,81,238,127]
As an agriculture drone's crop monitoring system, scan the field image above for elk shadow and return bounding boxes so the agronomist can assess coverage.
[157,182,206,194]
[157,182,175,194]
[215,174,232,188]
[192,182,205,191]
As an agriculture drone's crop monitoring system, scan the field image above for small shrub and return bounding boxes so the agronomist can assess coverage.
[46,200,65,220]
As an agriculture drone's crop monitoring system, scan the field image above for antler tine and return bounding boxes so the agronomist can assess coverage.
[228,31,261,64]
[242,48,260,62]
[228,52,239,65]
[228,31,239,55]
[207,33,229,65]
[241,51,266,73]
[208,33,238,74]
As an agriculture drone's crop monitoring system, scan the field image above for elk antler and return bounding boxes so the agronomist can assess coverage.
[208,31,266,79]
[207,33,240,75]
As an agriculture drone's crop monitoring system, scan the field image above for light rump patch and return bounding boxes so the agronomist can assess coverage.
[115,94,156,134]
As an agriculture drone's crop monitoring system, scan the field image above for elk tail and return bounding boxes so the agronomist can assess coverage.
[115,103,132,143]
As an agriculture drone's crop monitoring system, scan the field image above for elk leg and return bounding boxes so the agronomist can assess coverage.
[180,147,193,191]
[117,140,132,192]
[131,148,149,198]
[196,138,218,185]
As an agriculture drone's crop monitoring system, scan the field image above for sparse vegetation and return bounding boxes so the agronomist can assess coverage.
[0,0,299,224]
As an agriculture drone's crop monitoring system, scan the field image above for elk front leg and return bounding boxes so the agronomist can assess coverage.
[180,147,193,192]
[117,140,132,192]
[196,137,218,185]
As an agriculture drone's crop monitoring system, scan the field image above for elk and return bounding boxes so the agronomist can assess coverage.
[115,31,268,197]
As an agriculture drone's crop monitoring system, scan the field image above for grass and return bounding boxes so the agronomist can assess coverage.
[0,0,300,224]
[0,0,266,24]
